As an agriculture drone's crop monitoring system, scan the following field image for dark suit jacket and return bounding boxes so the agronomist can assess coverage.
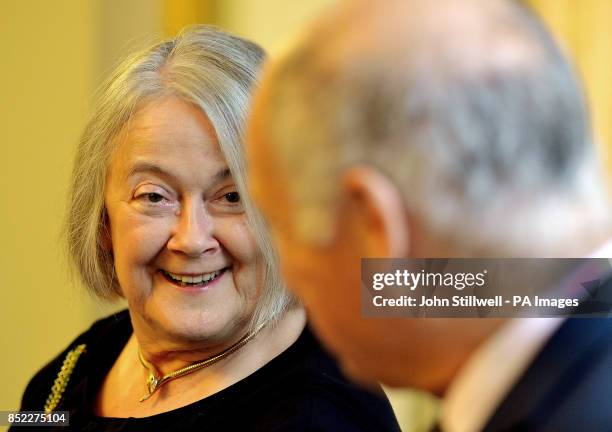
[482,276,612,432]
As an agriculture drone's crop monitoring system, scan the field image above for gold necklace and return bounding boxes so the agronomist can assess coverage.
[137,321,268,402]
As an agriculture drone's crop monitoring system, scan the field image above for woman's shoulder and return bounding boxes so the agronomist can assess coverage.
[242,325,401,431]
[18,309,131,411]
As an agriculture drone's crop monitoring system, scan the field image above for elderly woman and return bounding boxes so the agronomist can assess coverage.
[15,26,399,431]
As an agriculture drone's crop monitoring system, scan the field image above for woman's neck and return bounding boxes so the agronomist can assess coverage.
[97,306,306,417]
[135,323,252,375]
[137,306,306,375]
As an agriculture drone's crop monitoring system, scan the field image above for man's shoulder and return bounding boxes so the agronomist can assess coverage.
[484,317,612,431]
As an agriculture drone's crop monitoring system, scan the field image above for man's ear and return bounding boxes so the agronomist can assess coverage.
[341,166,410,258]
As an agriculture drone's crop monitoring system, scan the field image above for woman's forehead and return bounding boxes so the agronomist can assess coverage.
[107,97,231,187]
[121,97,218,148]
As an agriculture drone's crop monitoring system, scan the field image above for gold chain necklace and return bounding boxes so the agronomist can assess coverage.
[137,321,268,402]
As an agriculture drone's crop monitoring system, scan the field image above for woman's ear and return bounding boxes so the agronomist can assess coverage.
[341,166,410,258]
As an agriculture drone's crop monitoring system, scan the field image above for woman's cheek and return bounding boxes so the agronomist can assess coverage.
[221,216,260,263]
[116,216,173,264]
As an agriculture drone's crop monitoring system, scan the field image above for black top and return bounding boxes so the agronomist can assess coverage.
[15,310,400,431]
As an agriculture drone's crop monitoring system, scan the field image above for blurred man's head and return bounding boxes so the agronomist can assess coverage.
[247,0,610,393]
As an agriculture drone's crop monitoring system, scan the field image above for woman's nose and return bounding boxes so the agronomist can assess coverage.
[167,201,219,257]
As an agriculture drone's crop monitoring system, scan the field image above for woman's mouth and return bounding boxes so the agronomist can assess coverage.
[161,268,227,289]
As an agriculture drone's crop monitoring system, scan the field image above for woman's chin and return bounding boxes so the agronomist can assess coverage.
[158,315,237,344]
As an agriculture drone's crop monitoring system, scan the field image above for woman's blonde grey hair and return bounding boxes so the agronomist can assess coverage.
[65,25,293,329]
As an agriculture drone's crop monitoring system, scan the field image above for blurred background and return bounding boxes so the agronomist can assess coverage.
[1,0,610,430]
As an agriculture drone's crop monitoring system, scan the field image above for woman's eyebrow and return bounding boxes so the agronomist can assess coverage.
[125,162,175,181]
[125,162,232,184]
[214,168,232,182]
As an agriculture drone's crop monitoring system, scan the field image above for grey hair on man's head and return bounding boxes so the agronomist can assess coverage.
[66,25,292,329]
[265,0,609,254]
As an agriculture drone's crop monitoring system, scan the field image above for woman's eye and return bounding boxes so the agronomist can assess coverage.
[209,190,243,214]
[134,188,170,206]
[224,192,240,203]
[146,192,164,203]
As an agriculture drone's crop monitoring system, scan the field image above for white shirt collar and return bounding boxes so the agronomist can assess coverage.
[591,238,612,260]
[441,317,563,432]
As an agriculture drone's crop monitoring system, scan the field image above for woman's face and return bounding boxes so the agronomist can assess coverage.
[104,96,261,345]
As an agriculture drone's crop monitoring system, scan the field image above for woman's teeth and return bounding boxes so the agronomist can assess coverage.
[163,269,223,286]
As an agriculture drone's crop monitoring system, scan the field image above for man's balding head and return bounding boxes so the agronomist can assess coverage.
[247,0,610,391]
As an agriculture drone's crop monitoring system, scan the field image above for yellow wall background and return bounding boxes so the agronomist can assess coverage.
[0,0,161,417]
[1,0,98,416]
[1,1,609,431]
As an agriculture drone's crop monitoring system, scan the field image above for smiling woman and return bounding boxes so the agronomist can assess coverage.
[12,26,400,431]
[104,97,262,348]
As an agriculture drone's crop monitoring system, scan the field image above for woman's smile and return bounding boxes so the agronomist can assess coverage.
[159,268,229,291]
